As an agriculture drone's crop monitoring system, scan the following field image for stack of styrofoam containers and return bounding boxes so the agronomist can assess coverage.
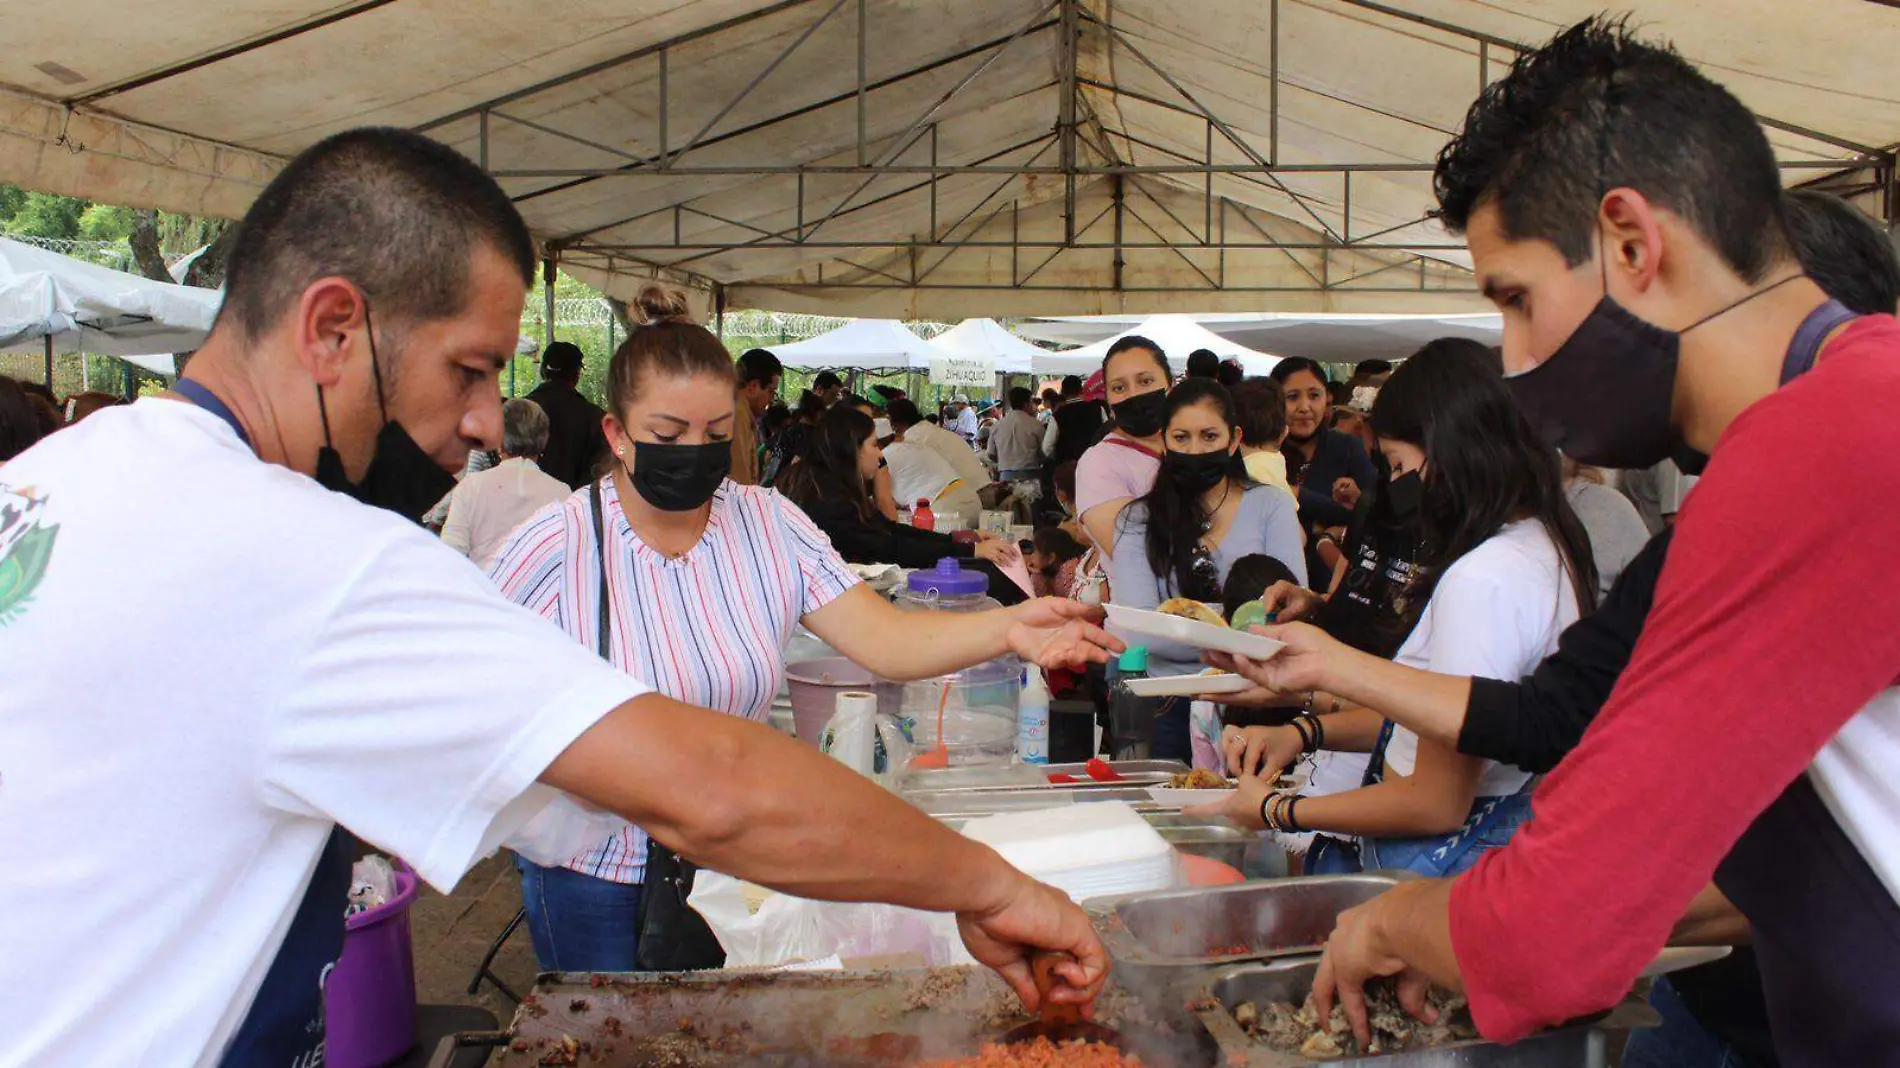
[957,802,1183,902]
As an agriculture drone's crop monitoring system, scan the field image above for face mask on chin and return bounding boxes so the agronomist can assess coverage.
[313,301,456,523]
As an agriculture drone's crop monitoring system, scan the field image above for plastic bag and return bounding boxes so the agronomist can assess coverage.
[346,855,397,917]
[502,790,632,868]
[688,871,975,969]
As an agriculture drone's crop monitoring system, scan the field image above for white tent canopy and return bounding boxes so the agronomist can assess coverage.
[765,317,934,371]
[925,318,1043,375]
[0,3,1890,319]
[1038,314,1280,377]
[0,236,221,376]
[1018,312,1502,365]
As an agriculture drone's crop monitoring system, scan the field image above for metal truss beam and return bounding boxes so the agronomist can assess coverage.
[581,239,1470,253]
[489,158,1852,179]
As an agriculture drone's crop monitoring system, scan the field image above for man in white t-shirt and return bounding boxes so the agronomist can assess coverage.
[885,398,987,516]
[0,129,1111,1068]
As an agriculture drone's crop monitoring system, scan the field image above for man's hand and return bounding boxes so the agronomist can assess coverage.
[957,875,1110,1011]
[1255,580,1326,624]
[1205,621,1340,695]
[1312,896,1439,1049]
[1333,477,1363,510]
[1007,599,1125,669]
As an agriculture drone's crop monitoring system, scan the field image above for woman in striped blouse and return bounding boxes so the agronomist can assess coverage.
[487,287,1120,972]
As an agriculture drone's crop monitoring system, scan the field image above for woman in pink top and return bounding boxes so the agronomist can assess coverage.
[487,287,1122,973]
[1074,336,1170,551]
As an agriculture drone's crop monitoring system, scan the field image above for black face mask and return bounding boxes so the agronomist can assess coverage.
[1112,389,1168,438]
[1163,448,1232,497]
[313,304,455,523]
[1381,469,1423,520]
[628,440,731,512]
[1505,246,1805,470]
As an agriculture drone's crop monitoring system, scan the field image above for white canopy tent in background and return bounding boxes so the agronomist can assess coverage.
[924,318,1043,375]
[765,317,936,371]
[0,235,221,379]
[0,3,1890,321]
[1036,314,1280,377]
[1017,312,1502,366]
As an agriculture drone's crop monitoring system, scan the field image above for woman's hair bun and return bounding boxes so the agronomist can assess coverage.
[633,284,694,326]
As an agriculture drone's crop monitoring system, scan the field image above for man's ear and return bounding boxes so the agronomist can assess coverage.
[294,277,368,389]
[1598,188,1668,294]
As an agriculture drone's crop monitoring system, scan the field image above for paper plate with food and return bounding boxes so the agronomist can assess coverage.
[1105,598,1286,661]
[1145,768,1242,807]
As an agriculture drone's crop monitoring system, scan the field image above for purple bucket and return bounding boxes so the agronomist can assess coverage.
[324,864,420,1068]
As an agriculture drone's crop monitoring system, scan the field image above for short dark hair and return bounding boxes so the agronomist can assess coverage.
[1103,335,1170,380]
[1041,388,1061,409]
[1353,359,1393,378]
[221,127,535,341]
[886,398,923,429]
[1434,16,1789,282]
[1783,191,1900,317]
[1269,357,1330,388]
[0,376,58,461]
[1216,359,1244,388]
[1186,349,1221,378]
[737,347,783,387]
[813,371,843,391]
[1231,379,1287,447]
[1006,386,1034,411]
[1222,553,1301,621]
[1060,374,1083,397]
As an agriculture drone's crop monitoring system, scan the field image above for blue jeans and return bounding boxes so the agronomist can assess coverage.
[515,857,643,972]
[1361,792,1536,877]
[1621,977,1759,1068]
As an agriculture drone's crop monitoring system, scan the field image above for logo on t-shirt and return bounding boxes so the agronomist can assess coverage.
[0,484,58,625]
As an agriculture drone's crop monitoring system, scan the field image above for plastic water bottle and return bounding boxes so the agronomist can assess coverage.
[1108,646,1160,759]
[912,498,936,531]
[1017,667,1051,764]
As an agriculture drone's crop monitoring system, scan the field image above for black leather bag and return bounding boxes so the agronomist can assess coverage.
[588,481,727,972]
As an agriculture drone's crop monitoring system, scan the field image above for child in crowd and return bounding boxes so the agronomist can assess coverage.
[1026,527,1087,598]
[1221,553,1302,623]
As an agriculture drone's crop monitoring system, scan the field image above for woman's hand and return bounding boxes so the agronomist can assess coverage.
[974,537,1022,567]
[1186,771,1277,830]
[1221,724,1305,779]
[1205,621,1341,696]
[1255,580,1326,624]
[1006,599,1125,669]
[1333,477,1362,510]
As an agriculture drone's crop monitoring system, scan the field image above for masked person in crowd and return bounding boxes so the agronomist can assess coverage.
[1271,357,1377,571]
[1074,336,1170,551]
[527,340,608,491]
[1109,379,1306,759]
[0,129,1120,1068]
[441,398,570,570]
[1202,345,1597,879]
[486,288,1121,971]
[1215,21,1900,1066]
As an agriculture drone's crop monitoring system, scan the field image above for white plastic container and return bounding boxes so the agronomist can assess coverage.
[1016,668,1050,765]
[958,802,1182,902]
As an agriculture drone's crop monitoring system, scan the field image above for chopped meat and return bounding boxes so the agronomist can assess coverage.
[919,1037,1144,1067]
[1166,768,1233,789]
[1238,982,1477,1058]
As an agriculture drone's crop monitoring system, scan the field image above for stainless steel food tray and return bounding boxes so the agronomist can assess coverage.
[1193,958,1658,1067]
[1090,874,1416,983]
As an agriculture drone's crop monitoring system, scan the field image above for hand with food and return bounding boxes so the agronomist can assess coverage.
[1205,620,1341,696]
[957,871,1111,1013]
[1185,769,1279,828]
[1254,580,1327,624]
[1312,894,1441,1051]
[1007,599,1125,670]
[1221,723,1306,779]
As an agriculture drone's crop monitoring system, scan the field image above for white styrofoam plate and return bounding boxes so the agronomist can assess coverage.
[1106,604,1287,661]
[1121,672,1253,697]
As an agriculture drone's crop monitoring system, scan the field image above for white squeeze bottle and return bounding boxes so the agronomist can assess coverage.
[1017,667,1051,764]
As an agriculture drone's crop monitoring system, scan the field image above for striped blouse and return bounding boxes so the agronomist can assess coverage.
[487,477,862,883]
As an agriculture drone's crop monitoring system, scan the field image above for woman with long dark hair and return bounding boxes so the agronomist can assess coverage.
[1073,336,1170,551]
[780,405,1022,581]
[1200,341,1596,877]
[1109,378,1306,759]
[1271,357,1377,542]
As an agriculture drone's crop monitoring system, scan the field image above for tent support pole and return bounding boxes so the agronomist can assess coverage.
[43,334,53,390]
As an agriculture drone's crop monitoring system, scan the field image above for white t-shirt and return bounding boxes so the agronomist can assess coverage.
[1383,519,1580,798]
[883,439,960,510]
[907,421,991,489]
[0,400,648,1067]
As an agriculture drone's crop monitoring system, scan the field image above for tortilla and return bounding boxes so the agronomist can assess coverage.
[1157,598,1226,628]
